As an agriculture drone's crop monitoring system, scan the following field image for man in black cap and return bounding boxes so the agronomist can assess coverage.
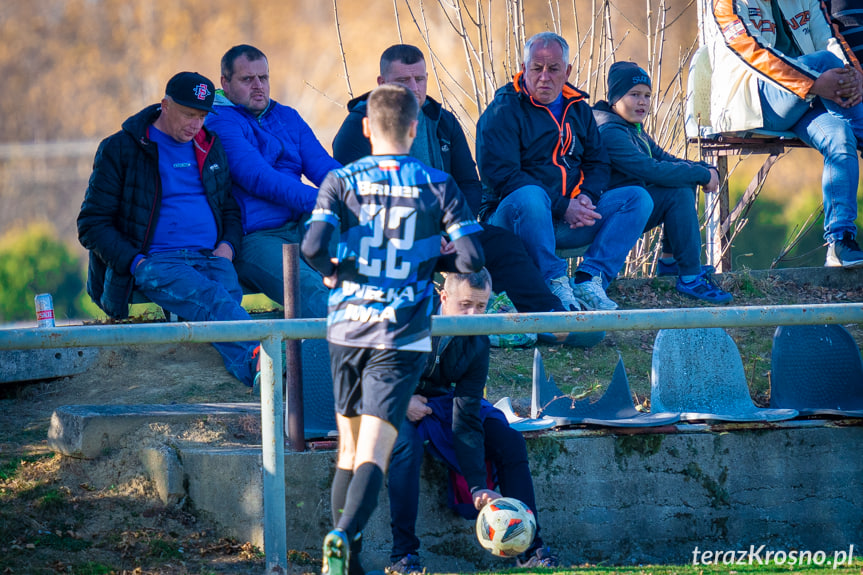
[78,71,262,387]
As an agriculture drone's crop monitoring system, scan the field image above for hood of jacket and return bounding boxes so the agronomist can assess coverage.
[121,104,162,150]
[213,89,276,122]
[592,100,631,128]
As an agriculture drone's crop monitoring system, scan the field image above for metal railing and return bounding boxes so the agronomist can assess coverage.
[2,302,862,573]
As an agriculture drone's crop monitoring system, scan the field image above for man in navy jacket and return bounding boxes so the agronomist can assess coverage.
[207,44,341,317]
[477,32,652,311]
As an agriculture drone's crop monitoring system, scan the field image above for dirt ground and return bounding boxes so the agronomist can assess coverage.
[2,270,863,574]
[0,343,278,574]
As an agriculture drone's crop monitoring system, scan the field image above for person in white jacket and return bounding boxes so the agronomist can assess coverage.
[710,0,863,268]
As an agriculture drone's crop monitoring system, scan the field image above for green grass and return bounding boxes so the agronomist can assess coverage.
[147,538,183,559]
[71,562,114,575]
[33,531,92,552]
[35,487,68,511]
[0,453,52,481]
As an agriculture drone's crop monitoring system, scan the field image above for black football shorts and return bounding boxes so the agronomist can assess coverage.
[328,343,427,428]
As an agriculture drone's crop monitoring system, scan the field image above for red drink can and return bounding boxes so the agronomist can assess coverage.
[35,293,55,328]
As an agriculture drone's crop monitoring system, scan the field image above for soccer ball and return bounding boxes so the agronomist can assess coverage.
[475,497,537,557]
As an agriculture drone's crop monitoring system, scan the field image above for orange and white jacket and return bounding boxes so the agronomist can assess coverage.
[708,0,858,132]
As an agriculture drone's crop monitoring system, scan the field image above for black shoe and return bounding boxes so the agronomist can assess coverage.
[826,233,863,269]
[345,532,364,575]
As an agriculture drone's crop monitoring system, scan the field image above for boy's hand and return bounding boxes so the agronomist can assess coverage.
[405,395,432,422]
[440,236,456,255]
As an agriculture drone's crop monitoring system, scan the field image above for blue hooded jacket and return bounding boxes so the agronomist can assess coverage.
[206,93,341,234]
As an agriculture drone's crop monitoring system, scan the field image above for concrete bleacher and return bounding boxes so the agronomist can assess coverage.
[48,386,863,571]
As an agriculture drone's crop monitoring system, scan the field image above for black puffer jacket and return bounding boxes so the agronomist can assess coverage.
[78,104,241,319]
[416,333,490,492]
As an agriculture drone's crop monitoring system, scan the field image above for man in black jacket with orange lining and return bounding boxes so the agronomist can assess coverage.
[476,32,652,312]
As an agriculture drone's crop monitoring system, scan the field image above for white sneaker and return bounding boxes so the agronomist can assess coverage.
[571,276,618,311]
[548,276,579,311]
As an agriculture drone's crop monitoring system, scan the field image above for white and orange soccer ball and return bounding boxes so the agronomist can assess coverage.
[475,497,537,557]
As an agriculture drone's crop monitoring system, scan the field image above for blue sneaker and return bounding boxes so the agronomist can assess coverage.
[323,529,350,575]
[657,259,678,276]
[676,267,732,304]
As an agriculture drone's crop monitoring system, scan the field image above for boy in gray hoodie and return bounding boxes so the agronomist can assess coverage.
[593,62,732,304]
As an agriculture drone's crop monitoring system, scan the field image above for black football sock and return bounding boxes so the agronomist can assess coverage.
[336,462,384,539]
[331,467,353,526]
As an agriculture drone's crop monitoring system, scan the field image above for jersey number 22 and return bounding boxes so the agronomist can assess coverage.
[358,205,417,279]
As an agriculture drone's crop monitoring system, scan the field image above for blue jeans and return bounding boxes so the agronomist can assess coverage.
[134,250,259,386]
[758,50,863,242]
[644,185,702,276]
[490,185,653,286]
[234,219,329,318]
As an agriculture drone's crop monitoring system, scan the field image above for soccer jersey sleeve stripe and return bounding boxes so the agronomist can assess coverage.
[308,208,340,228]
[446,219,483,241]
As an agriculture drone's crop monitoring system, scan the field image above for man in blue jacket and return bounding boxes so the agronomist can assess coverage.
[206,44,341,317]
[477,32,653,311]
[333,44,603,347]
[78,72,260,387]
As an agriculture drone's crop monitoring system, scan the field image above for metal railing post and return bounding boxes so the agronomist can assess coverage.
[283,244,304,452]
[259,335,286,573]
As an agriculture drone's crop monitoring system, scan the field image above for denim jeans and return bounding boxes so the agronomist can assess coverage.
[644,185,702,276]
[233,219,329,318]
[133,250,259,386]
[490,184,653,286]
[758,50,863,242]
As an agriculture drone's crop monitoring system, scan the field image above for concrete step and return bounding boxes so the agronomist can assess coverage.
[0,347,100,383]
[48,402,863,570]
[48,403,259,458]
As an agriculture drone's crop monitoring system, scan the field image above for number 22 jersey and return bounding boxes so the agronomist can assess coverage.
[308,155,482,352]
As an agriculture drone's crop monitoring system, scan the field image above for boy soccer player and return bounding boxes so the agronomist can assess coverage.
[301,83,484,575]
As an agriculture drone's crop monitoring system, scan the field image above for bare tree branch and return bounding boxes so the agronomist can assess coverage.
[332,0,353,98]
[393,0,403,42]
